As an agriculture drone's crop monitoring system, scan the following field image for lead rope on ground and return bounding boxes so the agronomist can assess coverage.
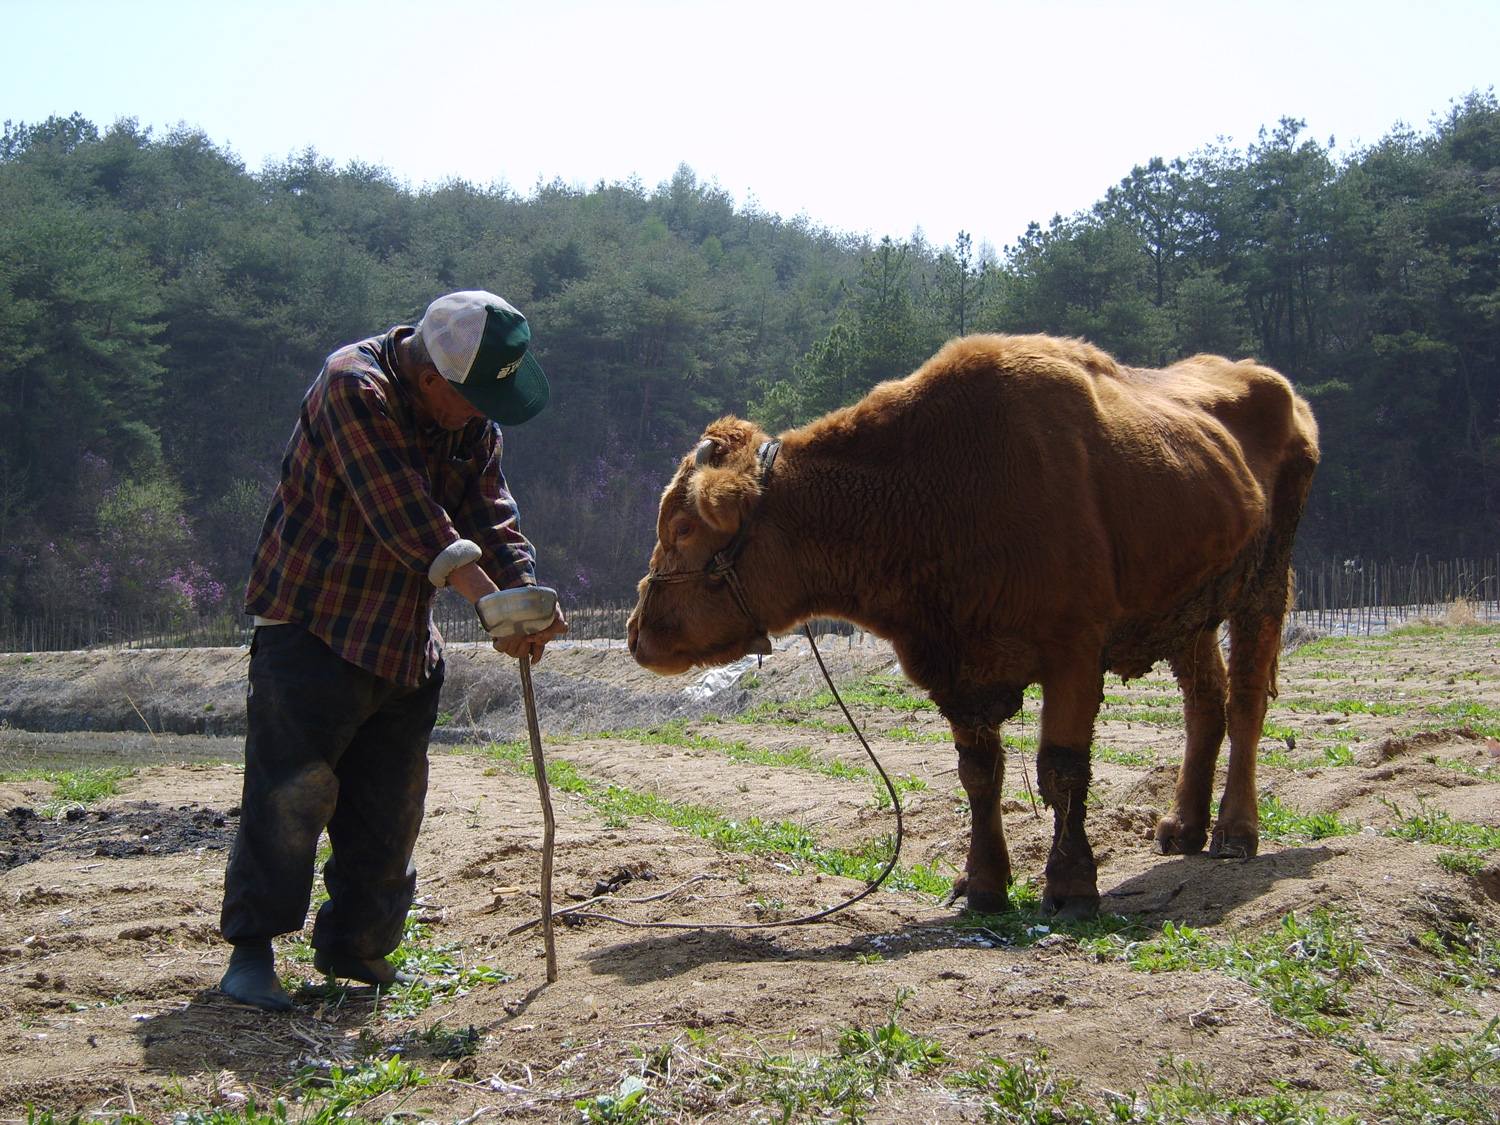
[513,626,904,939]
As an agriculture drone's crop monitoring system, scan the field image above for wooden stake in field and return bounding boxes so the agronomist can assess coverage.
[517,656,558,981]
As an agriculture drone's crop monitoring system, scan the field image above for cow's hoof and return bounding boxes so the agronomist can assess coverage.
[1152,816,1206,856]
[1040,893,1100,920]
[1209,831,1258,859]
[950,872,1010,914]
[960,885,1011,915]
[964,889,1011,915]
[945,872,968,907]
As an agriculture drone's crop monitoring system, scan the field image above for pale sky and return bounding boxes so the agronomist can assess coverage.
[4,0,1497,253]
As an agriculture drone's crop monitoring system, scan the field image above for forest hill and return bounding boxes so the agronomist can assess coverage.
[1,93,1497,621]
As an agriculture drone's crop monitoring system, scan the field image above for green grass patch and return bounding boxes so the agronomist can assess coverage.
[1437,851,1489,876]
[1432,699,1500,723]
[1361,1017,1500,1124]
[1290,635,1361,659]
[871,773,928,810]
[1098,690,1185,724]
[1432,754,1500,781]
[605,719,878,783]
[1316,742,1357,766]
[576,1075,651,1123]
[289,909,512,1020]
[482,740,592,793]
[949,1051,1091,1124]
[295,1054,428,1103]
[555,717,924,822]
[1380,798,1500,849]
[950,1051,1360,1124]
[478,741,950,897]
[885,725,954,743]
[1262,721,1299,743]
[965,881,1147,950]
[1413,919,1500,996]
[740,991,947,1123]
[1100,910,1372,1036]
[37,767,133,814]
[1324,697,1411,716]
[1266,741,1358,769]
[739,675,938,726]
[1119,1057,1361,1125]
[1387,622,1500,640]
[593,784,949,895]
[1092,742,1157,766]
[1097,690,1185,725]
[1258,795,1359,842]
[162,1055,431,1125]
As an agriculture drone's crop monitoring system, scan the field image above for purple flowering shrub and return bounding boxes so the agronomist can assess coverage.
[14,457,229,620]
[161,562,228,615]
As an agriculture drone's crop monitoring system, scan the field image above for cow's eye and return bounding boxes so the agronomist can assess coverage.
[669,517,695,542]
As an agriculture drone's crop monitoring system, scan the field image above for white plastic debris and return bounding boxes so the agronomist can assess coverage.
[682,655,760,701]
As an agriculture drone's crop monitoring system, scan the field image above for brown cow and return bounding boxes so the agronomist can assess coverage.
[628,334,1318,919]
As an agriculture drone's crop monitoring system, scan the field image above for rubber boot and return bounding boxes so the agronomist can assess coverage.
[312,949,415,986]
[219,940,292,1012]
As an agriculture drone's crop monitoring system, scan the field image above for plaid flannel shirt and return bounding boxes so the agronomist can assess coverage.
[245,327,535,685]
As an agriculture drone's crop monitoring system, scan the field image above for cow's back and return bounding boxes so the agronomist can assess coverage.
[788,335,1314,636]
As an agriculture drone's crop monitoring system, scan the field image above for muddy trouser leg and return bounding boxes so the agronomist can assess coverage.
[219,625,436,951]
[312,658,442,961]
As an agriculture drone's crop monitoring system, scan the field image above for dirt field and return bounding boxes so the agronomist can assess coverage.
[3,620,1500,1123]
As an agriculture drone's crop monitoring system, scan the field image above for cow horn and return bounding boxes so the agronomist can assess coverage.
[694,439,718,466]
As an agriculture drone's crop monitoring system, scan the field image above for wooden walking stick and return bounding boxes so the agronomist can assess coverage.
[475,585,562,982]
[517,655,557,982]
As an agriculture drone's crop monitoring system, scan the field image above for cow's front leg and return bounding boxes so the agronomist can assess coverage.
[1036,744,1096,918]
[952,725,1011,913]
[1037,655,1103,919]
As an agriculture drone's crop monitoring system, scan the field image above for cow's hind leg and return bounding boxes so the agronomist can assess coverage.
[1212,610,1283,858]
[952,725,1011,913]
[1037,655,1104,919]
[1155,627,1229,855]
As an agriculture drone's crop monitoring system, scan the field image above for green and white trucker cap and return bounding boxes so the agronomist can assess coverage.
[418,290,550,425]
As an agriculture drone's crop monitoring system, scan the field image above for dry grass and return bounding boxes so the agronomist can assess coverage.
[1414,597,1485,627]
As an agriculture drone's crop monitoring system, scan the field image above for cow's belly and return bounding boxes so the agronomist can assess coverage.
[1102,556,1247,679]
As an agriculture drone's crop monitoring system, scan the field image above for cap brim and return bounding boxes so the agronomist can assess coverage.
[454,352,549,426]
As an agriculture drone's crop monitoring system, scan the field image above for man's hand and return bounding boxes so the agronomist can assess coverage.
[493,606,568,663]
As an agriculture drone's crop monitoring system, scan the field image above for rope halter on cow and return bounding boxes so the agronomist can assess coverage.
[644,438,782,644]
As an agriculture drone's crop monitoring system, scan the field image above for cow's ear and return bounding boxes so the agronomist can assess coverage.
[690,465,761,533]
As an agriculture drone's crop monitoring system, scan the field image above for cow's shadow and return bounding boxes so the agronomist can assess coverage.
[582,844,1342,985]
[580,927,860,985]
[1098,844,1340,925]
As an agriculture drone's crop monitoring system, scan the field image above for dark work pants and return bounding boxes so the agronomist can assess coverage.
[219,624,443,960]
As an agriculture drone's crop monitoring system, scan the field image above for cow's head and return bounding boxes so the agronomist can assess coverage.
[628,417,776,674]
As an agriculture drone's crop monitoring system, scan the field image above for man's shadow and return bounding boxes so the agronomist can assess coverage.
[130,980,398,1078]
